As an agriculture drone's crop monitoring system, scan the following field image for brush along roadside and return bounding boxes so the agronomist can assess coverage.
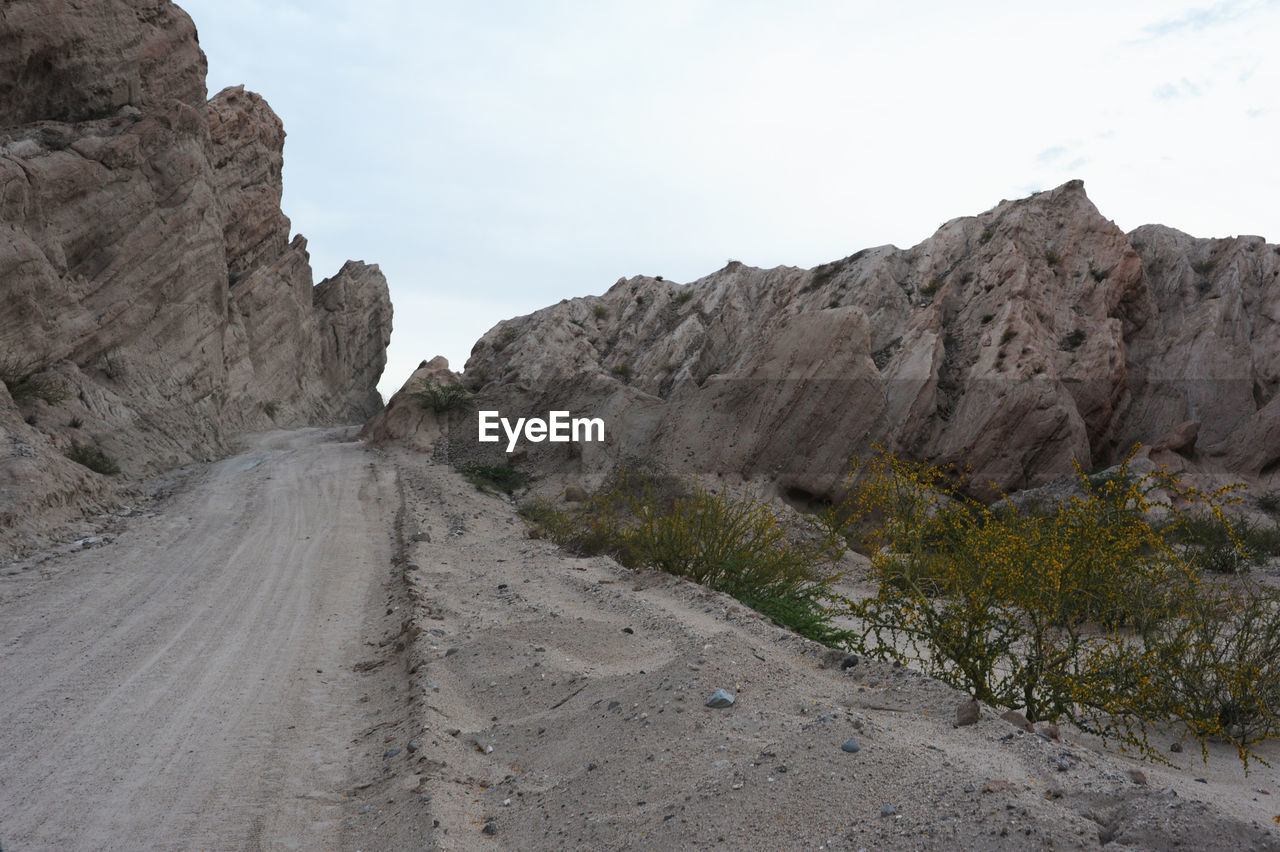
[826,448,1280,770]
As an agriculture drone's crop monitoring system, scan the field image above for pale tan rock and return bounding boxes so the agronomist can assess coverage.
[1000,709,1034,732]
[449,180,1279,499]
[1150,420,1200,455]
[314,261,393,421]
[0,0,207,126]
[207,85,289,280]
[955,699,980,727]
[361,358,459,454]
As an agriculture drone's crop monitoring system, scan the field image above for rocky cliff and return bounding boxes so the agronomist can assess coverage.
[445,180,1276,500]
[0,0,392,556]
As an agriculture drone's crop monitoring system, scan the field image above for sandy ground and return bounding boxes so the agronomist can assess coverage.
[388,447,1280,851]
[3,430,1280,850]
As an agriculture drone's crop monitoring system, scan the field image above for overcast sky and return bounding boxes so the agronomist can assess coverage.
[180,0,1280,398]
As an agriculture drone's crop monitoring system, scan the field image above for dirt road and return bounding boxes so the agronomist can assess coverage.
[0,428,420,851]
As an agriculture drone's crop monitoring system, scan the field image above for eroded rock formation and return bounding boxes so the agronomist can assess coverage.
[449,180,1277,499]
[0,1,392,555]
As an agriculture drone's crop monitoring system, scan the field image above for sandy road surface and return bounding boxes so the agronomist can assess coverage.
[0,428,421,851]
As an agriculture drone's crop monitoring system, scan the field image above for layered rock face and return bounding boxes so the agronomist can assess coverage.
[457,180,1278,498]
[0,1,392,555]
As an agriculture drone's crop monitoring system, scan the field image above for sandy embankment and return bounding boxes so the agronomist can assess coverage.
[382,447,1280,851]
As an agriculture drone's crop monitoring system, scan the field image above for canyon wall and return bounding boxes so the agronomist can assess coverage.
[0,1,392,554]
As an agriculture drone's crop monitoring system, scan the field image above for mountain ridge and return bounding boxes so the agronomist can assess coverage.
[379,179,1278,501]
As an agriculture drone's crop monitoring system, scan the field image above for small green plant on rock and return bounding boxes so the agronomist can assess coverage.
[459,462,530,495]
[412,378,471,415]
[0,351,67,405]
[65,442,120,475]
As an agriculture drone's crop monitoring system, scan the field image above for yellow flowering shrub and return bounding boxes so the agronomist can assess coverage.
[834,448,1278,767]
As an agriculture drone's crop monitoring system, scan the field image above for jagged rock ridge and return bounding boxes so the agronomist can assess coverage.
[0,0,392,556]
[454,180,1278,499]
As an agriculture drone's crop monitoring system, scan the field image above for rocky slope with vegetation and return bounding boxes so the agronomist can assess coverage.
[0,0,392,557]
[448,180,1278,501]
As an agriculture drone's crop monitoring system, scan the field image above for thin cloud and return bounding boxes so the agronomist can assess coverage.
[1153,78,1204,100]
[1035,145,1068,165]
[1139,0,1274,39]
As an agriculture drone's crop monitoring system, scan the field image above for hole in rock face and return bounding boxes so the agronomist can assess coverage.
[781,486,829,513]
[1262,457,1280,478]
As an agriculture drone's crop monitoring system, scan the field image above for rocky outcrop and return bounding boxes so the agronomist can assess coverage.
[315,261,395,421]
[454,180,1278,499]
[0,0,207,127]
[0,1,392,556]
[361,357,458,454]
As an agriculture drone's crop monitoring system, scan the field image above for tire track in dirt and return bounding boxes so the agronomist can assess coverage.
[0,428,423,851]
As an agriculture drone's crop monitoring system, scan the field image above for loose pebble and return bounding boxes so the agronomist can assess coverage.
[705,689,735,708]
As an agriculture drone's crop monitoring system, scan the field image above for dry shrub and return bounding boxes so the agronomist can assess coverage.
[520,468,852,646]
[835,448,1278,768]
[0,351,66,405]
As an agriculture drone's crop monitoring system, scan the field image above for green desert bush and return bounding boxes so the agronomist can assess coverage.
[412,378,471,414]
[0,351,67,405]
[833,448,1279,767]
[1163,514,1280,574]
[459,462,530,495]
[64,442,120,475]
[519,469,852,646]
